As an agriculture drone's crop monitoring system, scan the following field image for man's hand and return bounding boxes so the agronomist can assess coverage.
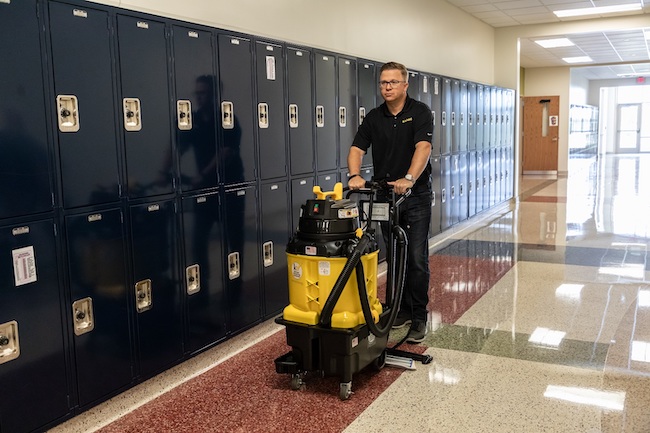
[348,175,365,190]
[387,178,413,195]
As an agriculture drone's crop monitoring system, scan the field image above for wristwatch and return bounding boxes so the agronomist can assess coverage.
[404,173,414,182]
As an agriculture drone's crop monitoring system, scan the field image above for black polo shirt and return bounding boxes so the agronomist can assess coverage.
[352,95,433,192]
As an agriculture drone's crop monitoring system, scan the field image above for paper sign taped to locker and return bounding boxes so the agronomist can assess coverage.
[266,56,276,81]
[12,246,37,286]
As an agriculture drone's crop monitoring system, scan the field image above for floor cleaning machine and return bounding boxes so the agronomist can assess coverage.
[274,180,432,400]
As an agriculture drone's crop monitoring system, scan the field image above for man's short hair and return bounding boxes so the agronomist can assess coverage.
[380,61,408,82]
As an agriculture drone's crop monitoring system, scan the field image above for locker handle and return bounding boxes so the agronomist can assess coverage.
[288,104,299,128]
[451,185,455,200]
[315,105,325,128]
[258,102,269,129]
[186,264,201,295]
[135,279,153,313]
[460,183,464,197]
[441,188,446,203]
[432,110,436,125]
[451,112,456,126]
[222,101,234,129]
[177,100,192,130]
[359,107,366,124]
[469,181,472,193]
[72,297,95,336]
[123,98,142,131]
[263,241,274,267]
[468,112,473,126]
[339,106,347,127]
[228,252,240,280]
[431,191,435,206]
[56,94,80,132]
[0,321,19,365]
[441,111,447,127]
[460,112,464,125]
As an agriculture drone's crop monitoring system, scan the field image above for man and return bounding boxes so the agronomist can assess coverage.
[347,61,432,343]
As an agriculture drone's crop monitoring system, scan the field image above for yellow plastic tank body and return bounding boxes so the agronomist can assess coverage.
[284,250,382,328]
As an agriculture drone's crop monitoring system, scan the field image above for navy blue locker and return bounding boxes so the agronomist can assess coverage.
[180,191,226,353]
[441,155,452,230]
[468,151,477,218]
[117,15,174,199]
[65,208,132,406]
[172,25,218,192]
[450,153,460,224]
[218,34,256,185]
[408,71,420,101]
[476,151,484,213]
[451,80,460,154]
[419,73,433,109]
[291,176,314,231]
[468,83,477,151]
[458,152,468,222]
[130,199,182,377]
[287,47,314,176]
[314,52,338,173]
[358,61,376,167]
[441,78,452,155]
[430,76,442,156]
[49,2,120,209]
[256,41,287,180]
[476,84,484,151]
[338,56,357,172]
[259,181,290,317]
[482,149,490,211]
[0,0,53,219]
[430,156,441,236]
[459,81,468,152]
[0,218,69,433]
[223,184,261,332]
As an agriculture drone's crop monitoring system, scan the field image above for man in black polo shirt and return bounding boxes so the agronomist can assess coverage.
[347,61,432,343]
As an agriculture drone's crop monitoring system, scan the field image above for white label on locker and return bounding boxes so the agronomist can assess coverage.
[345,60,350,65]
[137,21,149,29]
[148,204,160,212]
[318,261,330,276]
[73,9,87,18]
[364,64,370,69]
[237,190,246,196]
[231,39,240,45]
[12,246,37,287]
[197,196,207,203]
[266,56,276,81]
[12,227,29,236]
[188,31,199,38]
[266,45,274,51]
[270,184,278,190]
[291,262,302,279]
[322,56,329,61]
[1,0,11,4]
[423,76,429,93]
[296,51,303,57]
[305,246,317,256]
[300,180,307,185]
[87,214,102,222]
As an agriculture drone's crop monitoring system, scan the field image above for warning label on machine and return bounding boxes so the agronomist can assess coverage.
[12,246,37,286]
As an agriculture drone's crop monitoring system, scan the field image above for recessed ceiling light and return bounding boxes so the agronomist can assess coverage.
[535,38,574,48]
[554,3,642,18]
[563,56,593,64]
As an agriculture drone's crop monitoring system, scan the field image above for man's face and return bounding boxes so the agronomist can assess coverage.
[379,69,408,103]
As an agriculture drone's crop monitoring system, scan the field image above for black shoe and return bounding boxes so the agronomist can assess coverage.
[406,321,427,344]
[391,313,412,329]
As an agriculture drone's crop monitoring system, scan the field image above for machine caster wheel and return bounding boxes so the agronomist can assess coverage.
[339,381,353,400]
[290,374,304,390]
[372,350,386,371]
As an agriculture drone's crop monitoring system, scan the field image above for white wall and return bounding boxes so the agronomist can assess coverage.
[87,0,495,84]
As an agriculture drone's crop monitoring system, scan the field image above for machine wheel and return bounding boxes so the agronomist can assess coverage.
[290,374,304,390]
[339,381,353,400]
[372,350,387,371]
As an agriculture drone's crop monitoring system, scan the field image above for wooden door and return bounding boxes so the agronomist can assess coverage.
[521,95,559,173]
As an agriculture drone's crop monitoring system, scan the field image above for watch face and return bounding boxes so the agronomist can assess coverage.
[405,174,413,181]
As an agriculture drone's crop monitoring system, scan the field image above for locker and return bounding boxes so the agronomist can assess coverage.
[291,176,314,231]
[0,218,69,433]
[468,152,476,218]
[223,184,262,332]
[430,76,442,156]
[483,86,491,149]
[476,152,484,213]
[451,79,461,154]
[490,87,497,149]
[495,88,503,148]
[482,149,490,211]
[476,84,484,151]
[489,148,497,207]
[499,147,506,203]
[117,14,174,199]
[358,61,376,167]
[450,154,460,224]
[180,191,226,353]
[441,78,452,155]
[130,199,182,377]
[259,181,290,317]
[287,47,314,176]
[318,172,338,192]
[49,2,121,209]
[65,208,132,406]
[505,146,514,200]
[468,83,477,151]
[458,152,468,223]
[0,0,53,219]
[441,155,452,230]
[255,41,287,180]
[172,25,218,192]
[376,64,384,107]
[408,71,420,101]
[338,56,357,171]
[459,81,468,152]
[218,34,256,185]
[418,73,433,110]
[430,156,442,236]
[314,52,337,173]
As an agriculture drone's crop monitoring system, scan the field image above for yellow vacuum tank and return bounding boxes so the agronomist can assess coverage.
[283,183,382,328]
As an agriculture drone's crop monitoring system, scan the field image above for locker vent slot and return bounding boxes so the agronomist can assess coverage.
[258,103,269,128]
[186,264,201,295]
[222,101,234,129]
[56,95,80,132]
[263,241,274,267]
[315,105,324,128]
[177,100,193,130]
[289,104,299,128]
[339,106,346,127]
[228,252,240,280]
[72,298,94,336]
[123,98,142,131]
[0,321,19,364]
[135,279,153,313]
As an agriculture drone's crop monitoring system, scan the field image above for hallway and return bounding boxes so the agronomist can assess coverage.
[52,154,650,433]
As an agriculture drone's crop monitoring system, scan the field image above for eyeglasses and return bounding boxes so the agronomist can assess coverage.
[379,80,406,88]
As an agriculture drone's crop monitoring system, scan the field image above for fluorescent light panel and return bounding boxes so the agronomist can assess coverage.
[554,3,642,18]
[535,38,575,48]
[563,56,593,64]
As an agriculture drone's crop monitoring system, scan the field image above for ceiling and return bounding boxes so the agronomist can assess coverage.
[445,0,650,79]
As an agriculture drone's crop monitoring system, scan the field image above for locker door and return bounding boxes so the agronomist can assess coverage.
[459,81,468,152]
[291,177,314,231]
[430,156,441,236]
[451,154,460,224]
[499,147,505,202]
[218,34,256,185]
[476,84,484,151]
[318,172,338,192]
[505,146,513,200]
[468,83,477,151]
[181,192,226,353]
[458,152,468,222]
[224,185,261,332]
[441,78,452,155]
[259,181,290,317]
[451,79,460,154]
[338,56,357,172]
[490,87,497,149]
[482,149,490,211]
[130,199,182,377]
[287,47,314,176]
[358,61,376,167]
[376,64,384,107]
[489,148,497,207]
[430,76,442,156]
[441,155,452,230]
[476,151,484,213]
[495,88,503,148]
[484,86,491,149]
[256,41,287,180]
[117,15,174,199]
[49,2,120,209]
[0,0,53,219]
[419,73,433,109]
[66,208,132,406]
[0,219,69,433]
[172,25,218,192]
[468,151,477,218]
[314,52,337,173]
[408,71,420,101]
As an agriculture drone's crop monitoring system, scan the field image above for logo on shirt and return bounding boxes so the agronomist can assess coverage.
[402,117,413,123]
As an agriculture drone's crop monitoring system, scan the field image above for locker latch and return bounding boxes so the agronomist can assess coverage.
[135,279,153,312]
[288,104,299,128]
[0,321,19,365]
[460,112,464,126]
[359,107,366,124]
[432,191,436,205]
[222,101,234,129]
[468,112,473,126]
[56,95,80,133]
[258,103,269,129]
[451,186,455,200]
[338,106,347,128]
[441,111,447,127]
[263,241,274,268]
[431,110,435,125]
[228,252,240,280]
[469,181,472,193]
[441,188,446,204]
[451,112,456,127]
[72,297,95,336]
[123,98,142,131]
[315,105,325,128]
[186,264,201,295]
[177,100,193,130]
[460,183,464,196]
